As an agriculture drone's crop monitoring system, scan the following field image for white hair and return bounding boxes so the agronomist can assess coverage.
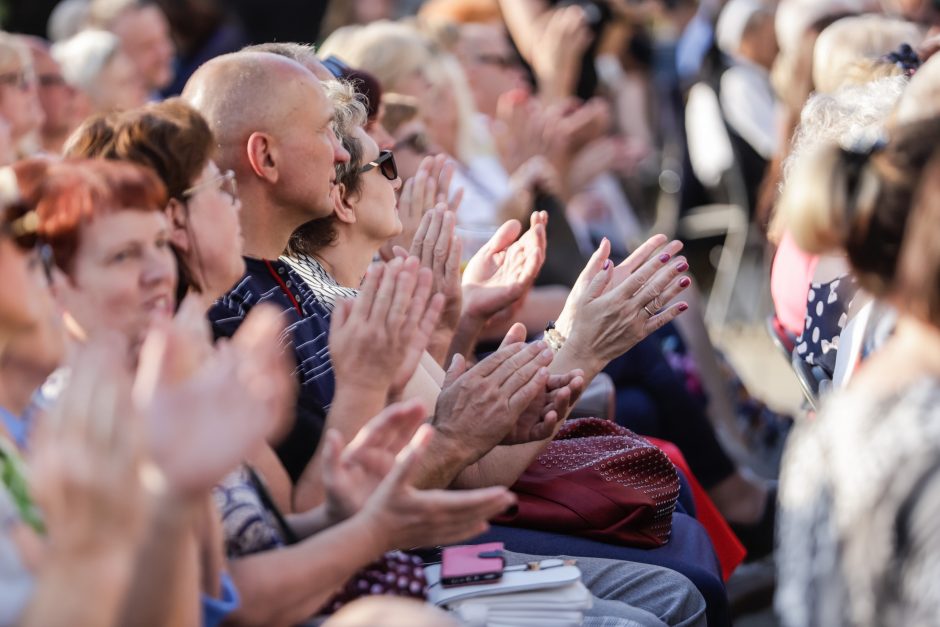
[51,29,121,93]
[782,75,907,187]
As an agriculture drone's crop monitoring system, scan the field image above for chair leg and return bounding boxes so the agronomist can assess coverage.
[704,210,748,330]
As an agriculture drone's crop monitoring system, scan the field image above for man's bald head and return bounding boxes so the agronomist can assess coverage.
[181,51,328,171]
[241,42,335,81]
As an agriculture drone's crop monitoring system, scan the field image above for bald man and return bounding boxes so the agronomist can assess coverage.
[182,51,351,482]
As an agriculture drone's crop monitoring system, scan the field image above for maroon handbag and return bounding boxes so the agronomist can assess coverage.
[495,418,680,548]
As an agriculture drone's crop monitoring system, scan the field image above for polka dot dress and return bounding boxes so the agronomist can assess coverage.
[794,274,858,376]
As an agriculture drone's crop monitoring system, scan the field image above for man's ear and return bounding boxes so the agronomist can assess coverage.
[165,198,190,252]
[246,132,279,184]
[333,183,357,225]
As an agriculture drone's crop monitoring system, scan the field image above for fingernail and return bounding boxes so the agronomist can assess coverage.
[603,259,611,270]
[678,303,689,312]
[659,253,670,263]
[536,340,547,350]
[679,276,691,287]
[541,349,554,359]
[676,262,689,272]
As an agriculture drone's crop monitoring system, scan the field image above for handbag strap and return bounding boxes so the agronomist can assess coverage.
[245,464,301,546]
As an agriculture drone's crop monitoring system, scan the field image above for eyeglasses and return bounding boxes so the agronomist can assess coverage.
[359,150,398,181]
[181,169,238,205]
[38,73,68,88]
[475,54,519,69]
[393,132,430,154]
[0,70,33,91]
[0,208,39,248]
[27,242,55,286]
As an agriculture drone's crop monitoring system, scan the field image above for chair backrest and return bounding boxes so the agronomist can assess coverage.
[685,81,736,188]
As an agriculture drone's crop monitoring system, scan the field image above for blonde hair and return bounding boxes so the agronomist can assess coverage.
[0,32,31,76]
[381,93,420,135]
[772,76,906,242]
[320,20,491,164]
[812,14,924,94]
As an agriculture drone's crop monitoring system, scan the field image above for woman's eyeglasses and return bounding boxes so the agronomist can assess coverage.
[359,150,398,181]
[182,169,239,205]
[0,209,54,285]
[0,70,34,91]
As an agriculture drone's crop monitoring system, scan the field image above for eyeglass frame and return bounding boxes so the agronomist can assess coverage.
[358,150,398,181]
[181,169,239,205]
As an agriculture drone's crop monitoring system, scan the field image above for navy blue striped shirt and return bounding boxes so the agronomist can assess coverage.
[209,257,335,481]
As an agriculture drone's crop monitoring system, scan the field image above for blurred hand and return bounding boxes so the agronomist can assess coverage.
[381,155,463,261]
[399,204,463,358]
[555,235,692,370]
[321,399,429,524]
[329,257,444,400]
[491,89,545,175]
[31,337,147,561]
[462,211,547,324]
[358,419,516,551]
[530,5,593,103]
[132,297,295,497]
[496,324,585,444]
[433,336,554,456]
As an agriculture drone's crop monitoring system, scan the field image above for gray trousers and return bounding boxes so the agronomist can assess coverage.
[503,551,707,627]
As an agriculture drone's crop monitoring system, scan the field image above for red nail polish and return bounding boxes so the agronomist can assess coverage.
[603,259,611,270]
[678,303,689,312]
[679,276,691,287]
[659,253,671,263]
[676,262,689,272]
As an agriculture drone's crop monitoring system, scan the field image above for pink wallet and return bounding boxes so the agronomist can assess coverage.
[440,542,505,587]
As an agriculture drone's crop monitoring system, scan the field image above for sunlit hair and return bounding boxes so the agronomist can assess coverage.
[26,158,167,275]
[771,76,906,242]
[812,14,924,94]
[778,116,940,297]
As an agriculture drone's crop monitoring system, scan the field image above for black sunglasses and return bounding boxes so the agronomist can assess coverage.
[359,150,398,181]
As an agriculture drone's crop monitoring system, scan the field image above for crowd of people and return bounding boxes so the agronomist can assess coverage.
[1,0,940,625]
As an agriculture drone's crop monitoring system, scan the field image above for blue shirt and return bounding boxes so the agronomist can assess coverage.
[209,257,335,481]
[0,408,27,452]
[201,572,239,627]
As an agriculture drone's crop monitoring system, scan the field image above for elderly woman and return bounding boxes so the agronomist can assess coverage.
[776,115,940,626]
[51,29,147,119]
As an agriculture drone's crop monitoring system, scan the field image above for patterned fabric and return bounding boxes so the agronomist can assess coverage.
[0,438,41,535]
[778,378,940,627]
[321,551,427,615]
[795,274,859,376]
[209,257,335,481]
[213,465,285,557]
[281,254,358,313]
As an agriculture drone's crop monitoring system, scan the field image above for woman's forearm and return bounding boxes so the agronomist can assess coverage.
[225,516,387,627]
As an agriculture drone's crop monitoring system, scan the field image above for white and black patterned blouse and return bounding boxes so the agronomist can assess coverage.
[281,254,358,312]
[777,377,940,626]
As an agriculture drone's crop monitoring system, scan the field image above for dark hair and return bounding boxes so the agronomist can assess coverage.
[898,150,940,327]
[62,99,212,297]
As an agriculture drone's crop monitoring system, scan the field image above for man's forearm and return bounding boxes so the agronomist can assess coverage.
[410,427,480,490]
[447,314,485,363]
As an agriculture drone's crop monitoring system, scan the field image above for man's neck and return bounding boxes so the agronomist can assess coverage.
[313,230,379,288]
[238,190,299,260]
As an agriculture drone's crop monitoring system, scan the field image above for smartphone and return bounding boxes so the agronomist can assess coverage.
[440,542,505,587]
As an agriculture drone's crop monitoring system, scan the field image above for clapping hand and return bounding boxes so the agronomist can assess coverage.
[380,155,463,261]
[329,256,444,401]
[328,400,516,551]
[462,211,548,325]
[555,235,691,374]
[496,324,585,445]
[132,296,295,498]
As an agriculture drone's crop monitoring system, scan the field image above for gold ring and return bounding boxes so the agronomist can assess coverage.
[643,305,656,317]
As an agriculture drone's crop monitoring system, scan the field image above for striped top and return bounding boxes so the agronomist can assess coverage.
[280,253,358,312]
[209,256,335,481]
